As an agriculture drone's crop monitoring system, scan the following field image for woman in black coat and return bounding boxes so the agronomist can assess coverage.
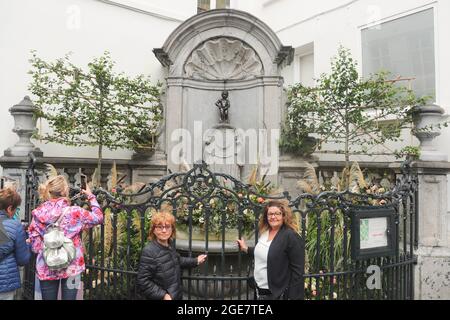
[237,200,304,300]
[137,211,207,300]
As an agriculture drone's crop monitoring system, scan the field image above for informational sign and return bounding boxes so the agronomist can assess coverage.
[360,217,388,249]
[351,208,396,260]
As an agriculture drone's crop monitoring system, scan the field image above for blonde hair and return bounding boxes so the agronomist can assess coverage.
[38,175,69,201]
[258,200,299,234]
[149,211,176,242]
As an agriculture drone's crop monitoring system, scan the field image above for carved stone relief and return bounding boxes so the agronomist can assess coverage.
[184,38,264,80]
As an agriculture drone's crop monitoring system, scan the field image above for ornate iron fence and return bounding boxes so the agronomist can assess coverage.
[21,158,417,300]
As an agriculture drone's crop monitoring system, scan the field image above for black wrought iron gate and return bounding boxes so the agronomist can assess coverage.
[21,158,417,300]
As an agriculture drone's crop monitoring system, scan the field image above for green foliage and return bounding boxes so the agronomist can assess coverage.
[283,46,428,165]
[394,146,421,160]
[28,51,163,175]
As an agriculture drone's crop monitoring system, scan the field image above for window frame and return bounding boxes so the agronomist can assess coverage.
[197,0,231,13]
[358,4,439,103]
[293,42,315,85]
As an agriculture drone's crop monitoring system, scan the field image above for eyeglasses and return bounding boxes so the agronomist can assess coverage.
[155,225,172,231]
[267,212,282,217]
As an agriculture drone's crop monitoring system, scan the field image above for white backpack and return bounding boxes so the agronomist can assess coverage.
[43,207,76,270]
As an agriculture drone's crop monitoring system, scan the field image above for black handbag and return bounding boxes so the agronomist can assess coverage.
[247,275,256,290]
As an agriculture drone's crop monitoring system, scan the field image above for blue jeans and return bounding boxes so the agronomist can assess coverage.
[0,290,15,300]
[39,278,78,300]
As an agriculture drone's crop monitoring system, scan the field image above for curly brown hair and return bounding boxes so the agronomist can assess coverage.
[148,211,177,242]
[258,200,299,234]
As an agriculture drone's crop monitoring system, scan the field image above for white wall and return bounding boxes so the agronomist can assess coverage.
[0,0,196,161]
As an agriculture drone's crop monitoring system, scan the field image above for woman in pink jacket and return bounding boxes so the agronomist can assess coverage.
[28,175,103,300]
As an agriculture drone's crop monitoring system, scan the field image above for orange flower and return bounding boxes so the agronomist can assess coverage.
[257,197,265,203]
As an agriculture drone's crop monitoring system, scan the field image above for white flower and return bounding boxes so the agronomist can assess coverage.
[333,292,337,299]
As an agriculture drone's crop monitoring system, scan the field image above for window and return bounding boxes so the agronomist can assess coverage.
[293,43,315,87]
[362,9,436,99]
[197,0,230,13]
[216,0,230,9]
[197,0,210,13]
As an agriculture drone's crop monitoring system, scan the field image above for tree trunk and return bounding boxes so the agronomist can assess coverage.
[345,120,350,189]
[97,143,102,187]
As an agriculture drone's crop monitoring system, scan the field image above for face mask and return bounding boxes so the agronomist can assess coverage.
[12,208,20,221]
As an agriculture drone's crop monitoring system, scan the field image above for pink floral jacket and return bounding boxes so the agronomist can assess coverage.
[28,196,103,281]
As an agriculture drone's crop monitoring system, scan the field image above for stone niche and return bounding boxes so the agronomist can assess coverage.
[154,9,293,182]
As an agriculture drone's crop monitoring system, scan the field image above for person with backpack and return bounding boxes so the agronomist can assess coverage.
[28,175,103,300]
[0,187,31,300]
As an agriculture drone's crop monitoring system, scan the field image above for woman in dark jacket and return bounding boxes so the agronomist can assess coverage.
[237,200,304,300]
[137,211,207,300]
[0,187,31,300]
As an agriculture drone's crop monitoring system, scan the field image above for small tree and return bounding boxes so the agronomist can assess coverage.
[28,51,163,182]
[281,46,428,171]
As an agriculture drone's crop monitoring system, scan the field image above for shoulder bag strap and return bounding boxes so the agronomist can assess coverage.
[0,216,11,243]
[47,207,70,230]
[0,216,13,262]
[55,207,70,227]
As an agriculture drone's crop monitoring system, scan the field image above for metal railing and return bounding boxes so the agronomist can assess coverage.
[21,159,417,300]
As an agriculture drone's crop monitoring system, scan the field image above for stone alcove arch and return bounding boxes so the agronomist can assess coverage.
[154,9,293,179]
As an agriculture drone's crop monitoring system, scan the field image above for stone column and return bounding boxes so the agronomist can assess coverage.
[164,80,184,173]
[412,103,450,299]
[412,162,450,300]
[261,77,283,185]
[1,97,43,219]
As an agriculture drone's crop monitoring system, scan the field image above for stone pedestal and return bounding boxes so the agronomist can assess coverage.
[4,96,43,157]
[204,124,243,180]
[130,151,167,184]
[0,156,35,220]
[413,104,449,161]
[278,154,319,198]
[412,161,450,300]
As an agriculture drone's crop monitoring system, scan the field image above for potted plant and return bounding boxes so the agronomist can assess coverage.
[131,129,159,160]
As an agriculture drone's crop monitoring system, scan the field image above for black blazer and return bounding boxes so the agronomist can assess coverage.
[248,225,304,299]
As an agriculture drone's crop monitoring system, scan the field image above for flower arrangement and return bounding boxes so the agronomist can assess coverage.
[174,166,279,239]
